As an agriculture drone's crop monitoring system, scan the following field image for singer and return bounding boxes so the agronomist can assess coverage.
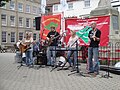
[87,21,101,76]
[66,29,80,69]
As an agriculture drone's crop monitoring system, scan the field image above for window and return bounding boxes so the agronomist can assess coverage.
[46,6,50,13]
[68,3,73,10]
[19,17,23,27]
[1,14,7,26]
[33,19,36,27]
[53,5,58,11]
[39,34,40,39]
[33,6,37,14]
[26,4,30,13]
[10,16,15,26]
[38,7,41,14]
[84,0,90,7]
[2,31,7,42]
[111,0,119,2]
[26,18,30,28]
[112,15,119,30]
[1,4,6,9]
[10,1,15,10]
[33,33,36,40]
[19,32,24,40]
[18,3,23,12]
[11,32,15,42]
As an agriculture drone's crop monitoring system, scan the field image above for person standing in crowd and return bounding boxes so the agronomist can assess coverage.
[33,40,40,57]
[46,26,60,66]
[66,30,79,69]
[87,21,101,76]
[22,32,34,67]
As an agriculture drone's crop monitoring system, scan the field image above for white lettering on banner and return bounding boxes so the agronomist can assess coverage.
[97,22,108,25]
[67,25,84,30]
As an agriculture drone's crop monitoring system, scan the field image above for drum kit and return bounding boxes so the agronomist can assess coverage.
[36,40,67,67]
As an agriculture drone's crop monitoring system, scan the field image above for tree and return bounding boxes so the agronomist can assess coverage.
[0,0,11,7]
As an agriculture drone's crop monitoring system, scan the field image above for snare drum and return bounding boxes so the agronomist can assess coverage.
[57,56,66,67]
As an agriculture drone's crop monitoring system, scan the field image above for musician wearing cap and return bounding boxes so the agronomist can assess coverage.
[66,29,79,69]
[87,21,101,76]
[46,25,60,66]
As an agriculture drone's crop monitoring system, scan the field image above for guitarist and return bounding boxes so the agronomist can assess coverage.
[22,32,34,67]
[46,26,60,66]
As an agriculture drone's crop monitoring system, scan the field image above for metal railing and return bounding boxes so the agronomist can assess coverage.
[78,42,120,66]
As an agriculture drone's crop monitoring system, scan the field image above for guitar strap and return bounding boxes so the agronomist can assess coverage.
[51,31,57,41]
[54,32,57,38]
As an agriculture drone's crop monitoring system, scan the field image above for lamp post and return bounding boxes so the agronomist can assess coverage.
[0,9,1,46]
[15,0,18,42]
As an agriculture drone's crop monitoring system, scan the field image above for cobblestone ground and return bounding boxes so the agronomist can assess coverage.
[0,53,120,90]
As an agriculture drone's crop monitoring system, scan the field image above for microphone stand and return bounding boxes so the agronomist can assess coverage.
[100,42,113,78]
[36,29,46,69]
[68,39,85,77]
[17,43,24,69]
[50,37,57,72]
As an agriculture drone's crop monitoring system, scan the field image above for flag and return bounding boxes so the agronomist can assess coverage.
[40,14,61,40]
[60,0,68,11]
[76,26,92,44]
[41,0,46,14]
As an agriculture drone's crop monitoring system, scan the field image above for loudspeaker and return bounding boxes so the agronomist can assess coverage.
[37,53,47,65]
[35,17,41,30]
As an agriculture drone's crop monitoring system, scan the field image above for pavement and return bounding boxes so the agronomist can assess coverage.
[0,53,120,90]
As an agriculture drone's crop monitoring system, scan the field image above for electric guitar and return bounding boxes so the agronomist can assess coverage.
[46,32,65,46]
[47,35,60,46]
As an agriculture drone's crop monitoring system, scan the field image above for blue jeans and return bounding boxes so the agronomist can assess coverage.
[47,46,57,65]
[88,47,99,73]
[25,49,33,65]
[67,48,77,66]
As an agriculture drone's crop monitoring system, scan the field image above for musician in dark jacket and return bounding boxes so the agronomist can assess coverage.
[87,21,101,76]
[46,26,60,66]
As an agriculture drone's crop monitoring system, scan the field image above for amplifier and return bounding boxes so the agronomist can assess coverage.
[36,52,47,65]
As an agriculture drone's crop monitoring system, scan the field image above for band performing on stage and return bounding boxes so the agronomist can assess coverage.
[15,22,101,77]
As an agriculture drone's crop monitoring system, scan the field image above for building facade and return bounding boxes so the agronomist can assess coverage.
[1,0,120,48]
[52,0,99,18]
[111,0,120,11]
[0,0,41,47]
[51,0,120,42]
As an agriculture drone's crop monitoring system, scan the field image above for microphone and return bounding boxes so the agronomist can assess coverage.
[92,35,96,41]
[62,30,68,36]
[62,30,68,33]
[93,37,96,41]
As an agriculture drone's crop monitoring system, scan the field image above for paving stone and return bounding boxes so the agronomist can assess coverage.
[0,53,120,90]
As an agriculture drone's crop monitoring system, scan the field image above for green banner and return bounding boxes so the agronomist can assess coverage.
[76,26,92,44]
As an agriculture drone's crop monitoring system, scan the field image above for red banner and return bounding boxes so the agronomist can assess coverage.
[40,14,61,40]
[65,16,110,46]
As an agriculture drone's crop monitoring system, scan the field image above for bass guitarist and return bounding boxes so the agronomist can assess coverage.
[46,26,60,66]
